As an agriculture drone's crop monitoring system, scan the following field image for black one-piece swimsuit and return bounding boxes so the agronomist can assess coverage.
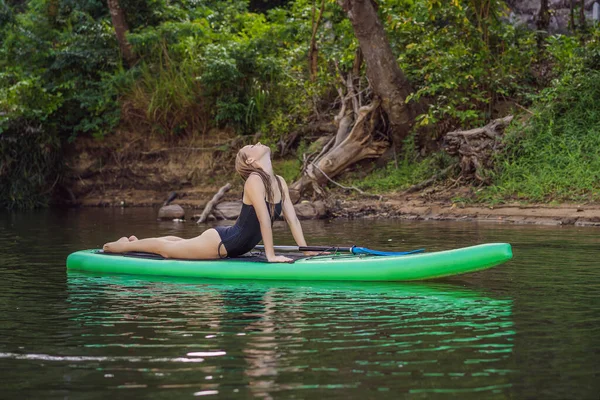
[214,200,282,258]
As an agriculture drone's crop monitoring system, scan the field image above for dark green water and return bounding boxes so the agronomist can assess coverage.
[0,208,598,399]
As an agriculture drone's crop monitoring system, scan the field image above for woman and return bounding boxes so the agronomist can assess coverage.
[102,142,311,263]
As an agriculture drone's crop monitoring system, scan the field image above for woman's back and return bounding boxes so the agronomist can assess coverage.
[215,199,282,257]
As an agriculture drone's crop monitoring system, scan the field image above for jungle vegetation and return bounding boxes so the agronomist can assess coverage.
[1,0,600,208]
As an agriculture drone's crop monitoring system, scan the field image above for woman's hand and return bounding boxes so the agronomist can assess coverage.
[303,251,330,256]
[267,254,294,263]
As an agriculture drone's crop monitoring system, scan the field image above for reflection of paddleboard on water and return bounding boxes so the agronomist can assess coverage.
[66,243,513,281]
[62,273,516,396]
[66,271,513,318]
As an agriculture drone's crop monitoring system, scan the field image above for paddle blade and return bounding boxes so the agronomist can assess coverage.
[351,247,425,256]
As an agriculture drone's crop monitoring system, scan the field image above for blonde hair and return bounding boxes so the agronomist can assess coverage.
[235,148,284,217]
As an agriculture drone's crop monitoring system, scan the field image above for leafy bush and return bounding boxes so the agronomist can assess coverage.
[0,120,62,209]
[3,0,600,209]
[383,0,537,133]
[0,0,122,208]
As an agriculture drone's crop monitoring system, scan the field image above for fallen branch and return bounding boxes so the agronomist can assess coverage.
[163,191,178,206]
[311,163,382,201]
[515,103,534,115]
[311,135,336,166]
[197,183,232,224]
[404,163,458,194]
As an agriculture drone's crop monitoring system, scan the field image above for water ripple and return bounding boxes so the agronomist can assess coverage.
[1,211,599,399]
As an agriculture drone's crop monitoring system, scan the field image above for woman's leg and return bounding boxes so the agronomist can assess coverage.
[103,229,224,259]
[158,236,185,241]
[128,235,183,242]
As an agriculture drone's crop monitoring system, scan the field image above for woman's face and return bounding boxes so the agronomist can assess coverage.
[242,142,270,163]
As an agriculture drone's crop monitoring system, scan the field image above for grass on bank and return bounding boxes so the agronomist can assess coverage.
[480,70,600,203]
[339,138,454,194]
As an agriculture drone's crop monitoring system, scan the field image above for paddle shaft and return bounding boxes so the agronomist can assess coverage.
[254,245,352,253]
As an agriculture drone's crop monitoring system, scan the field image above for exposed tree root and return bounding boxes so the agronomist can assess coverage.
[290,97,388,202]
[444,116,513,182]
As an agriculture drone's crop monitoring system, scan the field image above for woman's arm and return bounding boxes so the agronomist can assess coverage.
[245,174,292,263]
[278,176,309,248]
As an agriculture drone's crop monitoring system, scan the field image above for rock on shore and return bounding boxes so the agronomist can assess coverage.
[192,200,329,221]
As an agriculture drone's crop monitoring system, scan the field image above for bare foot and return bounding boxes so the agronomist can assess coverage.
[128,235,138,242]
[103,237,129,252]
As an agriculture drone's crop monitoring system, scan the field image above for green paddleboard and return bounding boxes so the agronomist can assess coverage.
[66,243,512,281]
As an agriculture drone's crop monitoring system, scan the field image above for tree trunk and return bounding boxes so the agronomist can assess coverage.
[290,0,418,202]
[537,0,550,48]
[337,0,414,146]
[537,0,550,31]
[308,0,326,82]
[570,0,576,31]
[47,0,59,25]
[580,0,586,31]
[107,0,136,66]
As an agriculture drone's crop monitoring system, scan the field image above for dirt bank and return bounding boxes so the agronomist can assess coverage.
[61,129,243,208]
[332,195,600,227]
[61,129,600,227]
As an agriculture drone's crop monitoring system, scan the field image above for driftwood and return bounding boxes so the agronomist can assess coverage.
[290,96,388,202]
[197,183,232,224]
[338,0,415,145]
[444,116,513,182]
[163,191,178,206]
[289,42,400,203]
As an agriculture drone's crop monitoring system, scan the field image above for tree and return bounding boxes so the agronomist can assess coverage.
[337,0,414,145]
[308,0,325,82]
[570,0,575,30]
[537,0,550,32]
[289,0,415,201]
[107,0,136,66]
[579,0,586,31]
[537,0,550,48]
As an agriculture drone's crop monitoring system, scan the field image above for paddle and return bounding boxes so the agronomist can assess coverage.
[253,245,425,256]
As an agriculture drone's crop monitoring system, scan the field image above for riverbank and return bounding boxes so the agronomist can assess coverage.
[71,186,600,227]
[59,129,600,227]
[332,196,600,227]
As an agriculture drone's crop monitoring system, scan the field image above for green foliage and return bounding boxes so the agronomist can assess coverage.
[199,40,282,133]
[273,157,301,183]
[482,69,600,202]
[0,121,62,209]
[123,6,300,136]
[125,53,206,136]
[0,0,122,208]
[3,0,600,209]
[384,0,537,133]
[344,136,453,193]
